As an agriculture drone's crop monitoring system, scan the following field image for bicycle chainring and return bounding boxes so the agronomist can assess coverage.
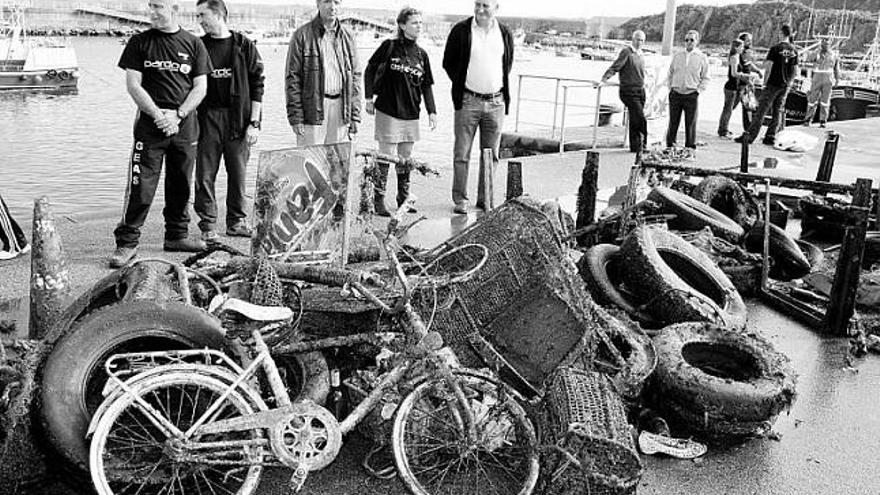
[269,401,342,471]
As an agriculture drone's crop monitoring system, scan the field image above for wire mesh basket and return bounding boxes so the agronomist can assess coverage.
[411,197,598,396]
[540,367,643,495]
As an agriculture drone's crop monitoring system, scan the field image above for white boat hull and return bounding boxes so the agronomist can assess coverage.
[0,67,78,90]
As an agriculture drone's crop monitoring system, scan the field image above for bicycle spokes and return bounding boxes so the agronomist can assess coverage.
[394,374,539,495]
[93,377,264,495]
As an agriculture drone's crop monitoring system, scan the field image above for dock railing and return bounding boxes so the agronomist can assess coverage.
[513,74,628,152]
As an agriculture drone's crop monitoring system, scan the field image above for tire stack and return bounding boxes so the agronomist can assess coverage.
[577,177,801,441]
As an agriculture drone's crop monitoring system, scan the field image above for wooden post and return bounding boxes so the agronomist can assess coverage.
[506,161,523,200]
[481,148,495,210]
[576,151,600,246]
[825,177,872,335]
[761,179,772,291]
[740,131,750,173]
[29,197,72,340]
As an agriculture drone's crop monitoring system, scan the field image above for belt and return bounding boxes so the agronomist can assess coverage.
[465,88,502,100]
[324,93,341,99]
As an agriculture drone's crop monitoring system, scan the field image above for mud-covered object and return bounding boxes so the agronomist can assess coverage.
[412,197,603,396]
[744,221,811,281]
[648,186,745,243]
[799,194,848,240]
[619,226,747,329]
[591,311,657,401]
[39,300,328,478]
[578,244,658,327]
[680,228,763,296]
[0,340,51,491]
[538,367,642,495]
[691,175,760,230]
[38,301,230,476]
[651,322,797,441]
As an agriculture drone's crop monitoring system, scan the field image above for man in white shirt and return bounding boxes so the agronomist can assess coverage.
[665,30,710,149]
[442,0,514,214]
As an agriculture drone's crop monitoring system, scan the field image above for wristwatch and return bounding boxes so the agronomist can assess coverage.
[250,120,261,130]
[176,108,187,119]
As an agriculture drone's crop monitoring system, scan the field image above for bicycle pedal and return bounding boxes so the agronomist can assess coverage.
[288,466,309,492]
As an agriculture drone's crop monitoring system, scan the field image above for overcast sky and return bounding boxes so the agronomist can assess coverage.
[251,0,754,19]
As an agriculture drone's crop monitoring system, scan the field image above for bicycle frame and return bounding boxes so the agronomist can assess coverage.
[88,203,489,490]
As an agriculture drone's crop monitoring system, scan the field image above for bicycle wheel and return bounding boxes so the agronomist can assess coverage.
[392,370,539,495]
[90,372,264,495]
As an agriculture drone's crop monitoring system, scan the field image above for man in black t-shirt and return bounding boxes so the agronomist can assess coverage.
[736,24,799,146]
[110,0,211,268]
[193,0,264,243]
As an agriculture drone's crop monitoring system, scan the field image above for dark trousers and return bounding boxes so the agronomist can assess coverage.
[114,113,198,248]
[745,84,789,143]
[666,90,699,149]
[195,108,250,232]
[620,87,647,152]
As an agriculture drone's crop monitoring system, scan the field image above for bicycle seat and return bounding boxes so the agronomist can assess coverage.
[217,297,293,323]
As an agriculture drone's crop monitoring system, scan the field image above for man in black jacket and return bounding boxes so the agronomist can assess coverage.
[442,0,513,214]
[194,0,264,241]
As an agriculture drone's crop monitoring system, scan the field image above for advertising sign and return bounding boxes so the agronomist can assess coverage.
[251,143,355,263]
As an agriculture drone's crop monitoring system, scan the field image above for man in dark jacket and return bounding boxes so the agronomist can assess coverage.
[442,0,514,214]
[194,0,264,241]
[601,30,646,153]
[286,0,361,146]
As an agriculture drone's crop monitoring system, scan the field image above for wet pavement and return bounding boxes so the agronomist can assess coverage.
[2,119,880,494]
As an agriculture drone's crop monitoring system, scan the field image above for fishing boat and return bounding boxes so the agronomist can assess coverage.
[774,14,880,124]
[0,1,78,90]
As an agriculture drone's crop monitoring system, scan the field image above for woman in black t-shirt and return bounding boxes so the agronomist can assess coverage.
[364,7,436,217]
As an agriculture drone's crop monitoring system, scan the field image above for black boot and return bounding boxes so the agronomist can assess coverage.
[373,163,391,217]
[396,171,416,213]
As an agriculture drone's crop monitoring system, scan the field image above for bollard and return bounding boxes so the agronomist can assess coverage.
[481,148,495,210]
[815,131,840,184]
[506,161,523,200]
[740,131,750,173]
[576,151,600,247]
[29,197,71,340]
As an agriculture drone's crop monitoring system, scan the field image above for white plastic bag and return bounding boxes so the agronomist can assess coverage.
[772,129,819,153]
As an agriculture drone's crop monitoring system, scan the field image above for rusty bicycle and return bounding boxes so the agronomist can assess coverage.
[86,211,540,495]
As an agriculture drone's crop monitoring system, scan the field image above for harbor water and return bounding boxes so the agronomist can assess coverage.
[0,37,735,222]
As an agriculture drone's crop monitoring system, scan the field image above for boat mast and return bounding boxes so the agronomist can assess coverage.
[807,0,815,39]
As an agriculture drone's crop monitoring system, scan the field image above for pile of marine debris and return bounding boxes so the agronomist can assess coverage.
[12,151,875,494]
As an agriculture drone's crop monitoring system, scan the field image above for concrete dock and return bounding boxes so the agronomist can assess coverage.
[1,117,879,494]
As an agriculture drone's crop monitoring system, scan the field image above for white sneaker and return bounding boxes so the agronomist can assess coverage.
[638,431,707,459]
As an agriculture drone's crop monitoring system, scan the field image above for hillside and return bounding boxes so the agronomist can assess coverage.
[615,1,879,52]
[757,0,880,12]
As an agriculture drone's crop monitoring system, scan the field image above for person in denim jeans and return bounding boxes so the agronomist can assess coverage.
[717,38,752,138]
[442,0,514,214]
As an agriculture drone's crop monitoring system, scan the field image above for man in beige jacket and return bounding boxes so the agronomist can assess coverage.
[665,30,710,149]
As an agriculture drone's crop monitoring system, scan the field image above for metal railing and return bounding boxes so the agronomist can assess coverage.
[513,74,628,152]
